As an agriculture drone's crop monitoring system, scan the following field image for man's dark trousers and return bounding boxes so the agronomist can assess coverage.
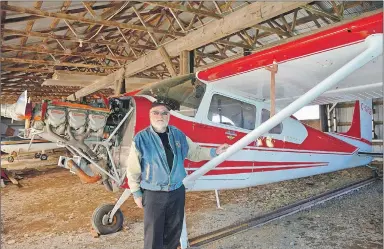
[143,185,185,249]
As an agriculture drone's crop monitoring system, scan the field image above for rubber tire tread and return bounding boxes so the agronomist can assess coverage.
[91,204,124,235]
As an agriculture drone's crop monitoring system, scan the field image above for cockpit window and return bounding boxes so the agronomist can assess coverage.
[138,74,206,117]
[261,109,283,134]
[208,94,256,130]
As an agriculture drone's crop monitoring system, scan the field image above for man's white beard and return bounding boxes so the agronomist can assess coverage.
[152,122,167,132]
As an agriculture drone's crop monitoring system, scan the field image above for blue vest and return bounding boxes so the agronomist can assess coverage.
[134,125,189,192]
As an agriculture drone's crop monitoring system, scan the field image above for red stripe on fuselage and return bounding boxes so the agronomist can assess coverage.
[187,160,328,167]
[133,97,358,154]
[187,164,327,175]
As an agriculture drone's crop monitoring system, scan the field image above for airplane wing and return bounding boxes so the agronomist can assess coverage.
[196,12,383,108]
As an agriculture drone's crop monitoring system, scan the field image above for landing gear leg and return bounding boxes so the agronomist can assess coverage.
[215,190,223,209]
[91,189,131,235]
[179,213,189,249]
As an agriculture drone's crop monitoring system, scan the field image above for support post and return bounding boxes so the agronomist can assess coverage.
[179,213,189,249]
[333,107,337,132]
[215,190,223,209]
[159,46,177,77]
[265,60,278,117]
[319,104,328,132]
[180,50,190,75]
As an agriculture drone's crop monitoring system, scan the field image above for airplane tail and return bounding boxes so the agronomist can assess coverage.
[342,99,373,144]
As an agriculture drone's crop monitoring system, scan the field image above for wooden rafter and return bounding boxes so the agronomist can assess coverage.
[37,0,72,62]
[300,4,341,22]
[67,68,125,100]
[3,4,185,36]
[1,1,380,101]
[3,2,117,24]
[1,75,45,80]
[1,45,133,61]
[145,1,221,19]
[1,57,121,70]
[158,47,177,76]
[1,67,54,74]
[17,1,43,57]
[2,28,155,50]
[123,2,309,78]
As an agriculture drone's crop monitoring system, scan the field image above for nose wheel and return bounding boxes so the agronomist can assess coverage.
[91,204,124,235]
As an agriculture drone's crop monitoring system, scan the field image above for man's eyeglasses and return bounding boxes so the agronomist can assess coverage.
[151,111,170,116]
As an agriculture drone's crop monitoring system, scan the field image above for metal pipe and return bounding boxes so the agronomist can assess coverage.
[108,188,131,223]
[371,102,376,139]
[183,34,383,185]
[67,144,119,182]
[333,107,337,132]
[67,159,102,183]
[106,109,133,142]
[327,105,332,132]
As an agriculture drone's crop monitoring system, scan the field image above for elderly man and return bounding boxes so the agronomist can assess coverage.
[126,100,228,249]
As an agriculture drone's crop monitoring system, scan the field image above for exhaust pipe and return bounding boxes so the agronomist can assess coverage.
[67,159,101,183]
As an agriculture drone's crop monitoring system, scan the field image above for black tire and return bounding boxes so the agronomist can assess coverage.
[7,156,14,163]
[91,204,124,235]
[40,154,48,160]
[34,153,41,159]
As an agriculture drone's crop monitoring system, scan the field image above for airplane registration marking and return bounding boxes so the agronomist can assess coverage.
[360,102,373,115]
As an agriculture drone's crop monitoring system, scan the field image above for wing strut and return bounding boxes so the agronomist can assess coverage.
[265,60,278,117]
[183,34,383,188]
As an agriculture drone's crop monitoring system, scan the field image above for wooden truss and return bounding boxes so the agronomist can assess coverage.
[0,1,381,103]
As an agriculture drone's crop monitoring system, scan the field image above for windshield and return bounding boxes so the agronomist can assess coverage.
[138,74,206,117]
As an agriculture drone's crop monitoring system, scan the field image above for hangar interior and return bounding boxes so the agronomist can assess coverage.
[0,1,382,102]
[0,1,383,249]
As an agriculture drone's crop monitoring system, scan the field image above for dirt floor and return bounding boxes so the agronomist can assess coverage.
[202,180,383,249]
[0,164,382,249]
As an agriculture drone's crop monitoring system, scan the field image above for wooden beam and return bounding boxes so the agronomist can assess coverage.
[3,4,185,36]
[300,4,341,22]
[179,50,190,75]
[2,28,155,50]
[123,2,309,77]
[1,75,45,80]
[132,6,158,46]
[1,89,79,95]
[67,68,125,100]
[1,45,133,61]
[158,47,177,77]
[196,51,227,60]
[17,1,43,57]
[38,0,72,62]
[0,57,121,70]
[215,40,252,49]
[147,1,221,19]
[253,24,289,37]
[41,79,98,87]
[42,76,157,88]
[3,3,117,24]
[1,67,54,74]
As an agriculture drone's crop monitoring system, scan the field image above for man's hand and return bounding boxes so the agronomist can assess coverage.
[216,143,229,155]
[134,197,143,208]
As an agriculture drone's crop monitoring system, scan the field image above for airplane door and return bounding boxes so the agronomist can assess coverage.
[188,93,258,179]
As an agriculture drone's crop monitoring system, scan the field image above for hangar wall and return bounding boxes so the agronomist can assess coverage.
[331,98,383,154]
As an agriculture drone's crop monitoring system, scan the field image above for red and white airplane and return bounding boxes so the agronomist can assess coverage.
[2,12,382,248]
